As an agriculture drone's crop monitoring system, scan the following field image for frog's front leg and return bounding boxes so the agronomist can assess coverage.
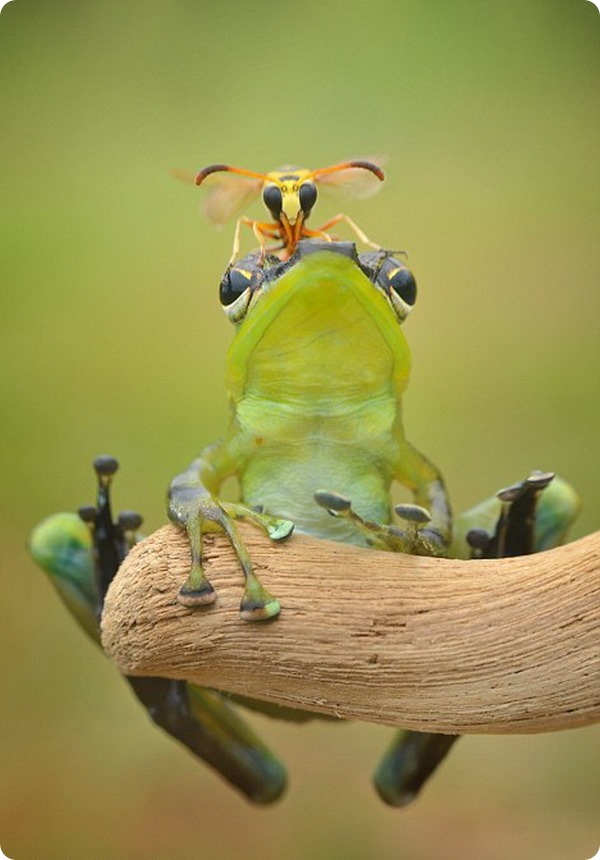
[316,440,451,557]
[168,441,294,620]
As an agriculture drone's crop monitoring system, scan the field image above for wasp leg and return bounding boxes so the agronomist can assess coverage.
[300,226,334,242]
[313,213,382,250]
[229,217,256,266]
[229,217,281,266]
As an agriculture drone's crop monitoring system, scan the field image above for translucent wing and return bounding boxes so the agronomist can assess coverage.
[172,169,262,224]
[171,168,197,185]
[202,174,263,225]
[314,156,388,200]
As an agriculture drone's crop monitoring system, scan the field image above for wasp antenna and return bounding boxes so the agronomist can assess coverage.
[349,160,385,181]
[312,160,385,182]
[194,164,272,186]
[194,164,230,186]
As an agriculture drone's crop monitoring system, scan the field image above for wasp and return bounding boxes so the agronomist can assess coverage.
[188,160,385,264]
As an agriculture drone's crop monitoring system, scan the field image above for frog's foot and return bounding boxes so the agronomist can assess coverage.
[78,456,145,612]
[225,502,293,620]
[314,491,446,557]
[170,487,293,621]
[374,730,459,807]
[466,470,555,559]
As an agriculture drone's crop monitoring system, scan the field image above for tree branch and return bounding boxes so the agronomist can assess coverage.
[101,525,600,735]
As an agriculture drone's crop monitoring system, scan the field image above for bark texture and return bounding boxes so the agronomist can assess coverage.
[101,525,600,735]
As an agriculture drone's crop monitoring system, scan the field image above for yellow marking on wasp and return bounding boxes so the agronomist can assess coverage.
[192,160,385,264]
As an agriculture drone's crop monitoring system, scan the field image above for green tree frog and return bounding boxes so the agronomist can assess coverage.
[30,243,579,807]
[165,240,578,804]
[168,241,451,622]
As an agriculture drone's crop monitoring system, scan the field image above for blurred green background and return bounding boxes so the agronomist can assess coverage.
[1,1,598,858]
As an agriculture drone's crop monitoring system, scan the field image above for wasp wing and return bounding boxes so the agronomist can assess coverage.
[315,157,387,200]
[202,174,262,224]
[172,169,262,225]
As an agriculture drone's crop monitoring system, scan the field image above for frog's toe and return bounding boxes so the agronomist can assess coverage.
[265,518,294,541]
[497,469,555,503]
[177,576,216,608]
[239,570,281,621]
[466,527,493,557]
[240,593,281,622]
[220,502,294,542]
[417,528,448,556]
[393,506,446,556]
[394,504,431,525]
[314,490,351,514]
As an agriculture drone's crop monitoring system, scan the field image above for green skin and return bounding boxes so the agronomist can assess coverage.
[30,512,289,804]
[166,248,579,804]
[30,248,579,806]
[168,252,451,621]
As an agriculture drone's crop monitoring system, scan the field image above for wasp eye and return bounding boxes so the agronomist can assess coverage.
[299,182,317,215]
[263,184,283,218]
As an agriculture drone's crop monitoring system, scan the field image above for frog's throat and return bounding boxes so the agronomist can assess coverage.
[226,251,411,406]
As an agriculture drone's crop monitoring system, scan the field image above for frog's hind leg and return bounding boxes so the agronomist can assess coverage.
[130,678,287,804]
[32,457,287,804]
[372,470,579,807]
[451,471,580,560]
[374,731,459,807]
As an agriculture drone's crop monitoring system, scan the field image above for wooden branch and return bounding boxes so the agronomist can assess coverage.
[101,525,600,735]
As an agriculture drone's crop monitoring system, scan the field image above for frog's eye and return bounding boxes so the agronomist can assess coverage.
[262,184,283,218]
[378,262,417,322]
[387,267,417,321]
[219,265,262,321]
[299,182,317,215]
[388,267,416,307]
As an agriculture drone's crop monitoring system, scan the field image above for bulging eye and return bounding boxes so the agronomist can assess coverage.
[219,264,264,321]
[372,257,417,322]
[262,184,283,218]
[387,267,417,308]
[387,266,416,321]
[299,182,317,215]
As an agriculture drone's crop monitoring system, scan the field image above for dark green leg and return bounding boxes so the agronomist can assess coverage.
[374,732,460,807]
[29,457,287,803]
[372,471,578,807]
[129,678,286,804]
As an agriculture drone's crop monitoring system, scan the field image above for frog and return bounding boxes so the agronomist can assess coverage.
[168,240,452,624]
[29,242,579,807]
[165,239,579,805]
